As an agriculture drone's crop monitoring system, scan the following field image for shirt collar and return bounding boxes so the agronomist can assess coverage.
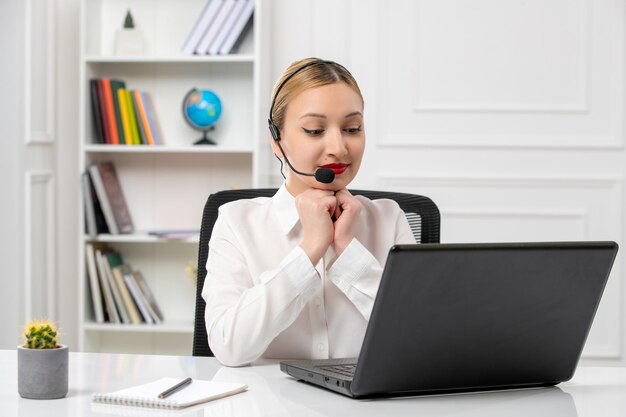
[272,182,300,235]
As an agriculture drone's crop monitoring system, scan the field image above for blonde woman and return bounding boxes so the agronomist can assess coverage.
[202,58,415,366]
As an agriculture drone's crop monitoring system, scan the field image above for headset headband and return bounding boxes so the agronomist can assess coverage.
[268,59,350,133]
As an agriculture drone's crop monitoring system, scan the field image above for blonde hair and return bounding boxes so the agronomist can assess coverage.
[269,58,364,130]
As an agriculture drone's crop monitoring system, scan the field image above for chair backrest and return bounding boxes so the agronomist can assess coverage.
[192,189,440,357]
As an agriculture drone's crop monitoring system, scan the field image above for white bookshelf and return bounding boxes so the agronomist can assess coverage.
[78,0,271,355]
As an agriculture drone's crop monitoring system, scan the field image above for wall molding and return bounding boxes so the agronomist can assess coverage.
[377,173,623,189]
[24,0,55,145]
[24,171,56,321]
[374,0,623,149]
[410,0,592,113]
[377,134,623,150]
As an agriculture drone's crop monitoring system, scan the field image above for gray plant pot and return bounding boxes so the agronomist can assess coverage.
[17,344,68,399]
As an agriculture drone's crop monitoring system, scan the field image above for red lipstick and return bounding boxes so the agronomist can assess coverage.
[320,163,349,175]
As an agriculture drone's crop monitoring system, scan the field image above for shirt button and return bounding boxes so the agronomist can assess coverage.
[314,297,322,306]
[318,343,325,352]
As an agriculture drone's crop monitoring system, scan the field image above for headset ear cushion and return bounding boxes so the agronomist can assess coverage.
[268,120,281,141]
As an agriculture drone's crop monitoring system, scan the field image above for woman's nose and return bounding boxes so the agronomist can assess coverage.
[326,128,348,157]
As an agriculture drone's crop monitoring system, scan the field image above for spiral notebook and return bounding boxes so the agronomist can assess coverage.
[91,377,248,410]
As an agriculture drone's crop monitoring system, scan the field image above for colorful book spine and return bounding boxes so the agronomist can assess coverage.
[110,80,127,144]
[142,92,163,145]
[89,79,105,144]
[134,90,155,145]
[130,90,148,144]
[125,89,141,145]
[96,80,112,144]
[117,88,133,146]
[101,79,120,145]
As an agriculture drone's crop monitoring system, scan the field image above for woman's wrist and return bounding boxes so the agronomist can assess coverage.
[299,240,326,266]
[333,237,353,256]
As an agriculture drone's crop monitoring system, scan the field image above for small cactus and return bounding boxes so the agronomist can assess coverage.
[23,320,60,349]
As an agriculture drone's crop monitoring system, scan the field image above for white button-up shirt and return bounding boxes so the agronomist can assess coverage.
[202,184,416,366]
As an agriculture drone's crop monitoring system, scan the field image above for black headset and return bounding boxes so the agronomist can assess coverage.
[268,59,337,141]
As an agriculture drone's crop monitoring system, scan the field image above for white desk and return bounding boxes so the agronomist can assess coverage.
[1,350,625,416]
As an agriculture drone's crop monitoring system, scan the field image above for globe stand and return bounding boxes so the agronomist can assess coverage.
[194,126,216,145]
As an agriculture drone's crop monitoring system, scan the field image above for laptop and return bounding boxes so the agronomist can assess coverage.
[280,241,618,398]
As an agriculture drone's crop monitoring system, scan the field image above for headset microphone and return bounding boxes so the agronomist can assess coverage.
[268,60,347,185]
[269,120,335,184]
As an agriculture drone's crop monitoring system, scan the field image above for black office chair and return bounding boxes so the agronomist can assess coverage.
[192,189,440,357]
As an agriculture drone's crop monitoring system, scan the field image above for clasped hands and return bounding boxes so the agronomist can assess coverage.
[296,188,362,265]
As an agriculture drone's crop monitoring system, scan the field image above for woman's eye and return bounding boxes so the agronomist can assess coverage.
[302,128,324,136]
[344,126,362,134]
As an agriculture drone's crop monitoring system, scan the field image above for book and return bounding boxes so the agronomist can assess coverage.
[89,79,105,144]
[208,0,246,55]
[82,172,97,237]
[86,170,110,234]
[195,0,236,54]
[125,89,142,145]
[101,79,120,144]
[141,92,163,145]
[133,90,154,145]
[85,243,105,323]
[91,377,248,409]
[103,250,130,324]
[89,162,134,234]
[95,248,120,324]
[112,265,143,324]
[132,271,164,322]
[219,0,254,55]
[110,80,128,145]
[182,0,223,55]
[124,272,156,324]
[130,90,147,144]
[96,80,112,144]
[117,88,133,146]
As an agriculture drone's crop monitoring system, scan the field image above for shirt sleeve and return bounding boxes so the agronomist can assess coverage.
[202,211,319,367]
[327,204,416,320]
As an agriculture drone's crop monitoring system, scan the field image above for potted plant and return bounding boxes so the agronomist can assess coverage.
[17,320,68,399]
[115,10,145,55]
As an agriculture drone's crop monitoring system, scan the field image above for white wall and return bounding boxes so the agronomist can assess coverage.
[269,0,626,365]
[0,0,25,349]
[0,0,79,350]
[0,0,623,364]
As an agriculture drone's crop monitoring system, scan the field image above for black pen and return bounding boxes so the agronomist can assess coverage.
[157,377,193,399]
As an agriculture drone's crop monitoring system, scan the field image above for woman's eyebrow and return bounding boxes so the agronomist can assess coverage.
[299,113,326,120]
[299,111,363,120]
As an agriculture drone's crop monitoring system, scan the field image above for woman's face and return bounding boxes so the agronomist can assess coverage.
[272,82,365,195]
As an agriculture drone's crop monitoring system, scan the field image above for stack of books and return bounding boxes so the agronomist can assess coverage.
[82,161,134,236]
[89,78,163,145]
[182,0,255,55]
[85,244,164,325]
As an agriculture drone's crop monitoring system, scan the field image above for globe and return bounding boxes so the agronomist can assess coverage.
[182,88,222,145]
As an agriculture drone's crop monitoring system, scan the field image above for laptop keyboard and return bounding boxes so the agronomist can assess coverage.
[317,364,357,378]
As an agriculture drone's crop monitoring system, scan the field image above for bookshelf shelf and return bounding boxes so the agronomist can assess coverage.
[85,54,255,64]
[83,320,193,334]
[84,144,254,154]
[78,0,271,355]
[85,234,200,244]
